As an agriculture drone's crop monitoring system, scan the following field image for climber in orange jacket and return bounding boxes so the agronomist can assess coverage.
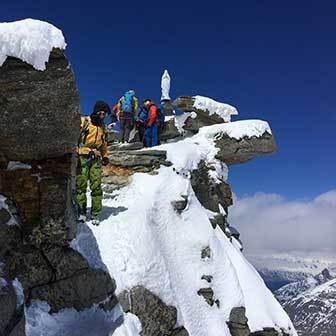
[141,100,159,147]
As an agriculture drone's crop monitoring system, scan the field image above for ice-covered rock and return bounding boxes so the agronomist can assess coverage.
[193,95,238,122]
[0,19,66,71]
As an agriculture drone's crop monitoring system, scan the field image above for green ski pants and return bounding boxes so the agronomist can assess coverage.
[76,156,103,218]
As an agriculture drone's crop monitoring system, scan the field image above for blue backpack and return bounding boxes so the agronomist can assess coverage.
[157,104,165,124]
[121,91,135,113]
[139,106,148,123]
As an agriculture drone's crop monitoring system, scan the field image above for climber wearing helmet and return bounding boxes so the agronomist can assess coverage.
[76,101,110,226]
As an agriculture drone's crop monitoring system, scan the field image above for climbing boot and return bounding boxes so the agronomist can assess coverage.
[78,214,87,223]
[91,215,100,226]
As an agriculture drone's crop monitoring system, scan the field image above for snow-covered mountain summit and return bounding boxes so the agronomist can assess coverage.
[0,18,296,336]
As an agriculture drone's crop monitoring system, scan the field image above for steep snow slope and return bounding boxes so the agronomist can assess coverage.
[74,120,296,336]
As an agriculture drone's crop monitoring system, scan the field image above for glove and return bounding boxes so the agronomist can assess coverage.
[101,157,109,166]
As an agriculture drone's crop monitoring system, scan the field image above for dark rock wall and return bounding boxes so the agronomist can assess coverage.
[0,50,116,336]
[0,49,80,161]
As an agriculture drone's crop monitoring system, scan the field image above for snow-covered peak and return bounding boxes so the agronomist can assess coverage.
[193,95,238,122]
[0,18,66,71]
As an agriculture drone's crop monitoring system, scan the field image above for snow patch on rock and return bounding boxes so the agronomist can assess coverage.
[193,95,238,122]
[0,194,19,226]
[0,18,66,71]
[159,119,271,174]
[12,279,24,309]
[25,300,141,336]
[7,161,32,171]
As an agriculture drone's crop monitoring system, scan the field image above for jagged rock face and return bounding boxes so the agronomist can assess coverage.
[215,133,276,165]
[159,118,181,142]
[118,286,189,336]
[0,48,117,327]
[227,307,289,336]
[227,307,251,336]
[0,277,25,336]
[0,48,80,161]
[0,155,77,241]
[2,203,117,314]
[191,161,232,213]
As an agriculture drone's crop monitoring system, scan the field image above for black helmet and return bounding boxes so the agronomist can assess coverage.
[92,100,111,116]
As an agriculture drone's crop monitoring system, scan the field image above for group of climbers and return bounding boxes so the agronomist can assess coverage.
[108,89,164,147]
[76,90,165,226]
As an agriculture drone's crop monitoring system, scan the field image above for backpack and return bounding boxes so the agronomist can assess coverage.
[121,91,135,114]
[78,116,90,146]
[139,106,148,123]
[157,104,165,124]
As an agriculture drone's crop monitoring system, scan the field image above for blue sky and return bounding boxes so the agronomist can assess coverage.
[2,0,335,199]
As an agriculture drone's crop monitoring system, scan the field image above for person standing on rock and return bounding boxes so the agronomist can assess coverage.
[141,99,159,147]
[76,101,110,225]
[116,89,139,143]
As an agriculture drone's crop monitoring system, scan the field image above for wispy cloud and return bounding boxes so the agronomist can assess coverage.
[229,190,336,255]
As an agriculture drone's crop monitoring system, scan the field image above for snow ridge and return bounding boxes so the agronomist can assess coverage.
[0,18,66,70]
[72,119,296,335]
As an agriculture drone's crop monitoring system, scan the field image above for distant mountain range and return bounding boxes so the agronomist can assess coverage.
[247,252,336,291]
[278,273,336,336]
[248,252,336,336]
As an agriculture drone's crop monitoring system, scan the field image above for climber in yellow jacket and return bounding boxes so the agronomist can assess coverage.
[77,101,110,225]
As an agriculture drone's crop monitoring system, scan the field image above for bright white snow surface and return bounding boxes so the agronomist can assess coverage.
[0,18,66,70]
[193,95,238,122]
[72,119,296,335]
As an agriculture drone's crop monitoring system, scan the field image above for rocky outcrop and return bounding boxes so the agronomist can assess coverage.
[102,144,172,195]
[159,118,181,142]
[215,132,276,165]
[228,307,251,336]
[227,307,289,336]
[0,49,117,336]
[0,48,80,161]
[107,148,170,173]
[0,155,77,241]
[173,96,224,126]
[191,161,232,213]
[118,286,189,336]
